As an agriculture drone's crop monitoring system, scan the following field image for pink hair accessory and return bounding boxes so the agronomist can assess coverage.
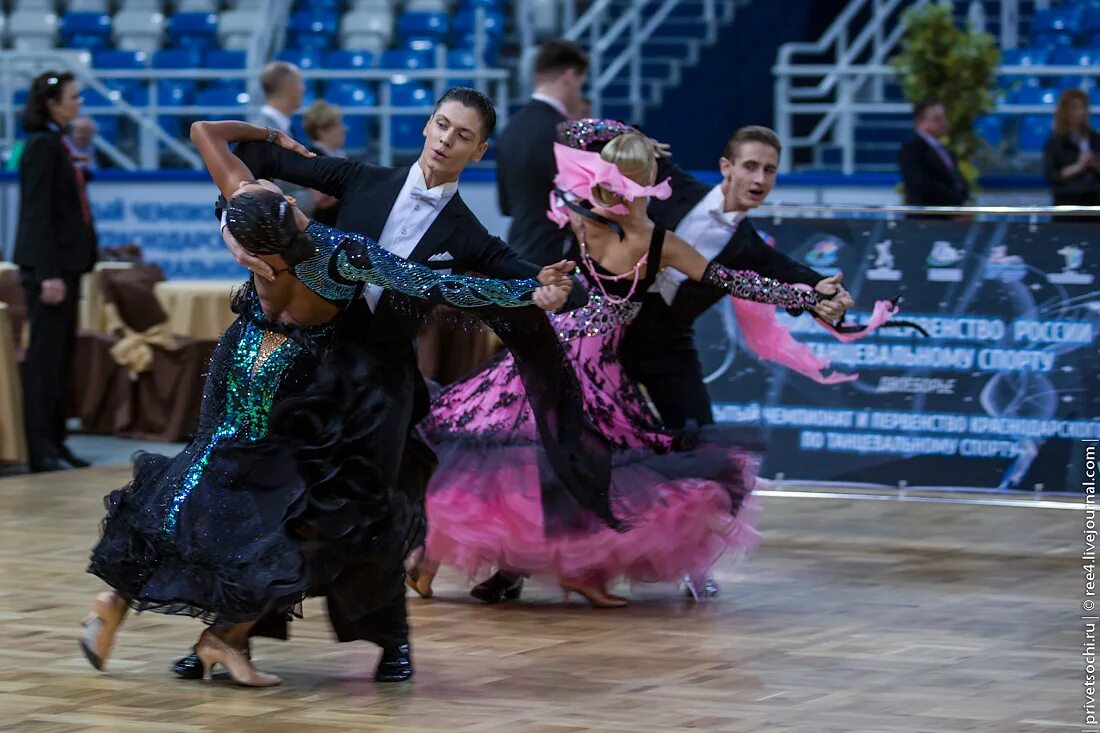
[546,143,672,227]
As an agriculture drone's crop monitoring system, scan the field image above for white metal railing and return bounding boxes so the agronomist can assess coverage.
[773,0,1035,174]
[0,9,509,170]
[562,0,722,123]
[774,62,1100,173]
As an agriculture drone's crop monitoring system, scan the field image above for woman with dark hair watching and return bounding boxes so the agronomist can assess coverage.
[1044,88,1100,217]
[77,119,572,688]
[12,70,95,473]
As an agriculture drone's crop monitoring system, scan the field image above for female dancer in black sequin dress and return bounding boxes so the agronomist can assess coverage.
[79,121,572,687]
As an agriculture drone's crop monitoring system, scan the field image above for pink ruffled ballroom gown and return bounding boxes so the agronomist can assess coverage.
[417,226,776,588]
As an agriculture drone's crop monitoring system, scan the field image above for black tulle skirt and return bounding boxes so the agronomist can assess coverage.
[87,310,426,625]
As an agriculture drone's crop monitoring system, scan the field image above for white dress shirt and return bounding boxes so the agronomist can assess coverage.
[530,93,570,118]
[652,184,745,305]
[259,105,292,135]
[365,163,459,310]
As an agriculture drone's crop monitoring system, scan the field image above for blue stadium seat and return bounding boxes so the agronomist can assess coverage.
[397,12,449,42]
[1030,31,1075,49]
[59,12,112,50]
[1050,47,1098,66]
[975,115,1004,147]
[453,9,504,38]
[155,80,193,137]
[276,48,323,70]
[327,80,377,107]
[167,13,219,50]
[445,49,477,87]
[1018,115,1051,153]
[1090,87,1100,107]
[452,37,500,66]
[388,80,431,149]
[152,49,204,68]
[403,38,439,55]
[1031,6,1083,34]
[380,48,434,69]
[95,115,120,145]
[93,49,147,69]
[287,12,338,51]
[293,0,341,12]
[196,86,249,106]
[1009,86,1058,105]
[205,49,247,69]
[323,50,375,69]
[81,88,115,108]
[460,0,503,9]
[1001,48,1049,66]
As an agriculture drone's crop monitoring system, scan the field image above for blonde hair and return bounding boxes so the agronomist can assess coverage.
[591,133,655,207]
[303,100,342,141]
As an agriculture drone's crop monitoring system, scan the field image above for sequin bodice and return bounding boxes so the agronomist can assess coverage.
[296,220,541,310]
[161,291,326,534]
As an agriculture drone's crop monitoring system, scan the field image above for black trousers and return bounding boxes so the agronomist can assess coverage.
[20,270,81,466]
[248,349,431,651]
[622,348,715,431]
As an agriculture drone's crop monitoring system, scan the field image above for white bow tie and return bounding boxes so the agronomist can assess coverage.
[411,187,442,205]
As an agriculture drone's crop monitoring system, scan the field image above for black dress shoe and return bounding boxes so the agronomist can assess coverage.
[28,458,68,474]
[171,652,205,680]
[470,571,524,604]
[172,644,251,680]
[58,445,91,468]
[374,643,413,682]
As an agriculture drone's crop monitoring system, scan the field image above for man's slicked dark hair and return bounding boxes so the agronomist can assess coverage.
[534,39,589,80]
[433,87,497,142]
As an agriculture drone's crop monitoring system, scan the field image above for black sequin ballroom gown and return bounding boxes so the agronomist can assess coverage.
[87,221,547,624]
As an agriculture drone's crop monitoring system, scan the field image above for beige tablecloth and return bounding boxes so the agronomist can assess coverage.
[0,303,27,464]
[154,280,243,340]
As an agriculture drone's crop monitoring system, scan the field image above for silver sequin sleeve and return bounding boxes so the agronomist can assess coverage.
[702,261,821,312]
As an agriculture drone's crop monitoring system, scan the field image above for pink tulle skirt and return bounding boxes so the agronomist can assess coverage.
[424,439,761,587]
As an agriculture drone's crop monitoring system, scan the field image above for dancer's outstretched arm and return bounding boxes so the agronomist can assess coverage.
[322,233,570,311]
[190,121,315,200]
[660,231,834,315]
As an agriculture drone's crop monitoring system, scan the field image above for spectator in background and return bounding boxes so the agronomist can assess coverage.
[255,61,315,216]
[302,100,346,226]
[68,116,111,173]
[898,99,970,214]
[1043,88,1100,217]
[12,71,97,473]
[496,39,589,265]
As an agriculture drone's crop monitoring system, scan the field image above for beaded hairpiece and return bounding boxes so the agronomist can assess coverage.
[556,118,639,152]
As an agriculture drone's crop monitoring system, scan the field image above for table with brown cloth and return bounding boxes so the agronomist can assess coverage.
[154,279,242,340]
[0,303,27,464]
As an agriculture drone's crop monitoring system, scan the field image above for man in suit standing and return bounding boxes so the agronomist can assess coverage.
[496,39,588,265]
[254,61,315,216]
[898,99,970,213]
[169,87,580,684]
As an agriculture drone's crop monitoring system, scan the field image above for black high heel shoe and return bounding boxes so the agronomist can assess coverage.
[469,571,524,604]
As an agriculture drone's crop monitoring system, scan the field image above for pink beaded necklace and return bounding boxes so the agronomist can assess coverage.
[579,240,648,305]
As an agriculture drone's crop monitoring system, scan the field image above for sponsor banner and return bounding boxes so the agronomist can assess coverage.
[698,217,1099,491]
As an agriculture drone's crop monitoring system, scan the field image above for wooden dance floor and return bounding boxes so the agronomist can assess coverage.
[0,466,1079,732]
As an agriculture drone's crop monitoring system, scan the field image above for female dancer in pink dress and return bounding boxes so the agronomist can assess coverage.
[409,121,841,607]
